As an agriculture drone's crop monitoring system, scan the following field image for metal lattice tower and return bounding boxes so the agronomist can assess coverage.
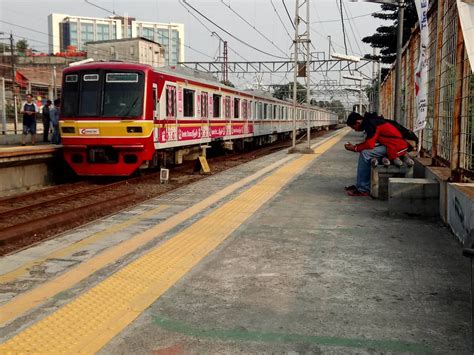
[290,0,312,151]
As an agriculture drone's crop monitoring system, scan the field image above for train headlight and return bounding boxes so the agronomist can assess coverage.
[127,126,143,133]
[62,127,75,133]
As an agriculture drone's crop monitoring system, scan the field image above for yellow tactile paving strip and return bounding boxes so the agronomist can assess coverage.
[0,205,169,284]
[0,129,348,354]
[0,153,295,328]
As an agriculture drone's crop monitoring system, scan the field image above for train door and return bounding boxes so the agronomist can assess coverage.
[152,83,159,143]
[224,95,231,137]
[163,84,177,142]
[200,91,210,138]
[242,99,249,135]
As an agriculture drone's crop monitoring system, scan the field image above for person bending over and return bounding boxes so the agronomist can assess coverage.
[344,111,412,196]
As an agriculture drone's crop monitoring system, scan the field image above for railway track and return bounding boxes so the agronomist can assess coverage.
[0,129,331,255]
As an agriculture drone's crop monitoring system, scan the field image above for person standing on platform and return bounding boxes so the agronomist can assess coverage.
[42,100,52,143]
[20,94,38,146]
[50,98,61,144]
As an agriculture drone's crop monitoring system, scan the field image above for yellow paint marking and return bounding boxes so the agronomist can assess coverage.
[0,205,169,284]
[0,129,348,353]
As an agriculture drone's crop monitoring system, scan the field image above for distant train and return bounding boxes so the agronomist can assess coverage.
[59,62,338,176]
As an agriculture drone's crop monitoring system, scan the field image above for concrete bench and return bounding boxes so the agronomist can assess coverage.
[388,178,440,217]
[370,165,413,200]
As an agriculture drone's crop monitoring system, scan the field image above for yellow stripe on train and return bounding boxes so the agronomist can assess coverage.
[59,121,155,138]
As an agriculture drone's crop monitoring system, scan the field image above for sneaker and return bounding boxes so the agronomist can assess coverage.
[403,155,415,167]
[344,184,357,191]
[371,158,378,168]
[393,157,403,167]
[347,188,370,197]
[382,157,390,167]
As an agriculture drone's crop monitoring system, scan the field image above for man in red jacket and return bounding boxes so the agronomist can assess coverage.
[344,112,410,196]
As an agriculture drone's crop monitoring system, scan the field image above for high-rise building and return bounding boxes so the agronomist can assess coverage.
[48,13,185,65]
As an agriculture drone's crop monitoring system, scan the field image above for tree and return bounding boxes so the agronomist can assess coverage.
[316,100,346,122]
[272,82,307,103]
[221,80,235,88]
[362,1,418,64]
[16,39,29,55]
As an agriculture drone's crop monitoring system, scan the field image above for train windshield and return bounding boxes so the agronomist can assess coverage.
[62,70,145,118]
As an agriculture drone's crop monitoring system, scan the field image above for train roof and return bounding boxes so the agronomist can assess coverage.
[63,61,335,113]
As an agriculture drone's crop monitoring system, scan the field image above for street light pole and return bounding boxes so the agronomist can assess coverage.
[394,0,405,124]
[9,33,18,134]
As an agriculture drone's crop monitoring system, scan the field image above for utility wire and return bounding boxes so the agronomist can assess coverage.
[181,0,288,60]
[312,13,373,24]
[220,0,288,57]
[84,0,116,15]
[0,19,213,61]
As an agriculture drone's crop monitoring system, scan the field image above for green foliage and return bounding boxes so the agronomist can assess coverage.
[362,0,418,64]
[16,39,29,54]
[220,80,235,88]
[315,100,346,121]
[272,82,307,103]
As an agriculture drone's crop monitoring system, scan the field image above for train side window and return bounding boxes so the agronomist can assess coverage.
[224,96,231,119]
[242,99,247,119]
[153,85,158,112]
[201,92,208,118]
[183,89,195,117]
[166,85,176,118]
[213,94,221,118]
[234,98,240,119]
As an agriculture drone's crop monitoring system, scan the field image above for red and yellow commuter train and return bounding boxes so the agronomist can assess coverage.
[60,62,338,176]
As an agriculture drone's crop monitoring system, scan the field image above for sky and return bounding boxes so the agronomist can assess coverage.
[0,0,389,106]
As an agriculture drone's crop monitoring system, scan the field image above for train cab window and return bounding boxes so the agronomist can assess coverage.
[79,73,100,116]
[263,104,268,119]
[103,72,144,117]
[242,99,248,119]
[201,92,208,118]
[273,105,277,120]
[234,98,240,119]
[166,85,177,118]
[62,75,79,117]
[183,89,195,117]
[249,101,253,119]
[213,94,221,118]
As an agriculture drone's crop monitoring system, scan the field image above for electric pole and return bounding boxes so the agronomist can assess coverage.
[394,0,405,125]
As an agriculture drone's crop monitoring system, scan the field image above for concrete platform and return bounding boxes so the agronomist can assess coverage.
[0,143,67,196]
[0,129,470,354]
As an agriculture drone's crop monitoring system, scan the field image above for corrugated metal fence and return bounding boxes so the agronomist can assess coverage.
[380,0,474,179]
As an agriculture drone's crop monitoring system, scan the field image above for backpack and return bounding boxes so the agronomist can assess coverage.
[364,112,419,151]
[387,120,419,152]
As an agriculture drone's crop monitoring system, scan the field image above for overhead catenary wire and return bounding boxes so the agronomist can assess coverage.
[269,0,293,42]
[341,1,364,57]
[220,0,288,57]
[180,0,289,60]
[337,0,350,55]
[281,0,296,30]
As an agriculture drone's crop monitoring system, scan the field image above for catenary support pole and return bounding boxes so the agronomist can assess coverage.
[394,0,405,124]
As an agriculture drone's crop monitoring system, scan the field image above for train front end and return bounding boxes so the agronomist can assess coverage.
[60,63,155,176]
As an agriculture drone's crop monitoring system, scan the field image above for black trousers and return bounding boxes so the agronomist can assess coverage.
[42,118,50,142]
